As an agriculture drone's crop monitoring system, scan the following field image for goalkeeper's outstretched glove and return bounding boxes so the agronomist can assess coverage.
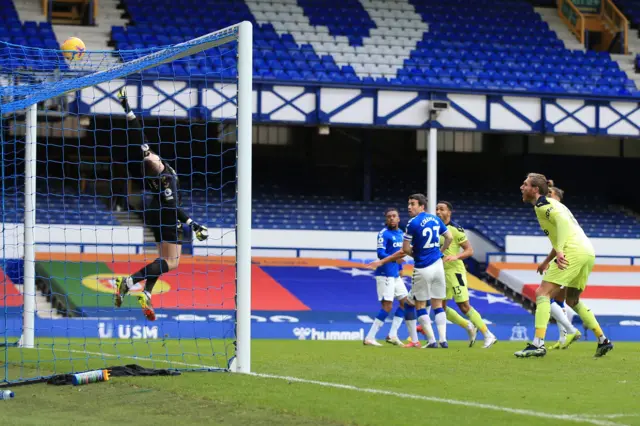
[191,221,209,241]
[117,87,131,114]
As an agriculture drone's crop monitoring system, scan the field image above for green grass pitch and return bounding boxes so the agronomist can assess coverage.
[2,339,640,426]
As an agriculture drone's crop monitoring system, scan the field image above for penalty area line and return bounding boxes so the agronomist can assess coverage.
[250,373,629,426]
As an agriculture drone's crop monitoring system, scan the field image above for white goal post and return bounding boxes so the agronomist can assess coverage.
[4,21,253,374]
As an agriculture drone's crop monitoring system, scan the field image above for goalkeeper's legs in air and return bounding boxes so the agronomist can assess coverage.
[115,225,182,321]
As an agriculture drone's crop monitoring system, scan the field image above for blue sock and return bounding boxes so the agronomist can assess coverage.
[376,309,388,322]
[556,300,565,308]
[417,308,428,318]
[433,307,444,316]
[394,307,405,318]
[404,306,416,320]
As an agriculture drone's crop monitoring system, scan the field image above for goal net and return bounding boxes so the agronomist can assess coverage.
[0,21,253,384]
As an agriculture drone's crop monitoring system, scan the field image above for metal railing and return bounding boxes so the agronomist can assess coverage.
[558,0,586,47]
[601,0,628,54]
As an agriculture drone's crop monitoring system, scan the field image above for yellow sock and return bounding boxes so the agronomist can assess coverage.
[573,302,604,338]
[534,296,551,341]
[446,306,469,329]
[465,307,489,334]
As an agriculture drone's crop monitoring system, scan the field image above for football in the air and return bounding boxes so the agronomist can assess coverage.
[61,37,86,61]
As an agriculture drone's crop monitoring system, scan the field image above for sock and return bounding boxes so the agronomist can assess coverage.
[417,308,436,344]
[123,276,134,290]
[465,307,490,336]
[445,306,468,329]
[534,296,551,347]
[404,306,418,342]
[550,300,576,336]
[144,276,159,293]
[573,302,606,344]
[434,307,447,342]
[131,258,169,284]
[389,307,404,338]
[366,309,388,340]
[126,111,136,120]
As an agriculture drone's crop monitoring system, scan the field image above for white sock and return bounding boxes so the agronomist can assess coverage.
[556,320,566,343]
[406,319,418,342]
[426,305,432,316]
[533,337,544,347]
[598,335,607,344]
[389,316,403,338]
[566,306,577,323]
[125,276,135,289]
[435,311,447,342]
[550,302,576,334]
[126,111,136,120]
[418,314,436,344]
[366,319,384,341]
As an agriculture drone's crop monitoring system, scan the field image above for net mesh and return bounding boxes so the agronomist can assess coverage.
[1,25,244,384]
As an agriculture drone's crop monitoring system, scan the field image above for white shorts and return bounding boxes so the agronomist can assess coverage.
[411,259,446,301]
[375,276,409,302]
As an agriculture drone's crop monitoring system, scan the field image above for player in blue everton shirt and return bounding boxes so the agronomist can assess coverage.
[364,208,412,347]
[369,194,453,348]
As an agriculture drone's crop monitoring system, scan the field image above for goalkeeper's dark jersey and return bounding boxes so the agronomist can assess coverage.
[143,161,189,226]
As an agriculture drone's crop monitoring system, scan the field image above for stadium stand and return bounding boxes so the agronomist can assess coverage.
[1,182,119,226]
[109,0,639,96]
[178,188,640,248]
[0,0,62,70]
[0,0,57,50]
[616,0,640,28]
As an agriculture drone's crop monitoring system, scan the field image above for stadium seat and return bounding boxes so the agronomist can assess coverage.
[96,0,639,96]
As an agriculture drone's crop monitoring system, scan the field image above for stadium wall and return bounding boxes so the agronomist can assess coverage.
[1,224,499,261]
[505,235,640,262]
[4,224,639,262]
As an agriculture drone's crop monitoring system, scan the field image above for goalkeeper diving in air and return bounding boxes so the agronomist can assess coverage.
[113,88,209,321]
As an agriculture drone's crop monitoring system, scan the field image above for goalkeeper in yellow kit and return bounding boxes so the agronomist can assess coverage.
[515,173,613,358]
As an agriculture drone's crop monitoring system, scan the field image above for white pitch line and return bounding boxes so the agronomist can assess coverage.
[47,348,633,426]
[582,415,640,420]
[55,348,221,370]
[250,373,629,426]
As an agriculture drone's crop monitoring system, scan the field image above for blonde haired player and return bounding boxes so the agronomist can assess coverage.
[537,181,581,350]
[514,173,613,358]
[435,201,497,348]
